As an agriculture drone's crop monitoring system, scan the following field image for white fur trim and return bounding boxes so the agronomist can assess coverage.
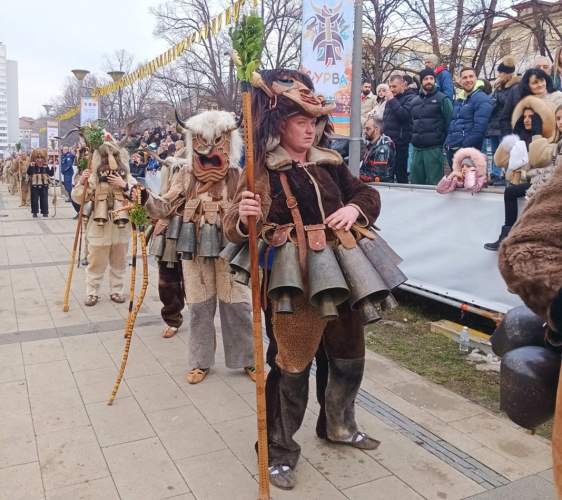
[499,134,520,153]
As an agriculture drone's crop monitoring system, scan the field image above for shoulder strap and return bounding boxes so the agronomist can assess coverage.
[279,172,307,275]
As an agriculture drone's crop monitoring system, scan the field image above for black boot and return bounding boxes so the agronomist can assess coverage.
[484,225,511,251]
[324,357,380,450]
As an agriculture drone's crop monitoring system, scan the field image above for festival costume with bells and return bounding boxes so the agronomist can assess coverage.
[142,110,254,382]
[71,141,136,304]
[223,70,407,487]
[16,154,31,207]
[28,149,54,217]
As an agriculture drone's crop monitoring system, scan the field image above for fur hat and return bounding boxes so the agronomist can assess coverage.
[419,68,435,81]
[512,95,556,140]
[30,148,48,162]
[498,55,516,74]
[451,148,487,177]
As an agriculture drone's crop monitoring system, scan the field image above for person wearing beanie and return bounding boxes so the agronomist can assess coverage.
[409,68,453,185]
[485,55,522,185]
[423,54,455,100]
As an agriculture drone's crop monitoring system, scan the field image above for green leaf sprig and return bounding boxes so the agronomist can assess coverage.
[230,13,264,82]
[78,157,89,171]
[129,204,149,228]
[83,124,105,151]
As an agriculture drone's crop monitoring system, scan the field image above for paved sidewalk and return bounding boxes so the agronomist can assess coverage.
[0,184,555,500]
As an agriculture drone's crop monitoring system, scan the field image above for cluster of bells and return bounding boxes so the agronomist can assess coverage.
[81,198,130,229]
[149,215,226,267]
[221,229,407,325]
[492,305,561,430]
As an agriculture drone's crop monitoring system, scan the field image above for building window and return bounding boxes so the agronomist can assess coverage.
[500,38,512,57]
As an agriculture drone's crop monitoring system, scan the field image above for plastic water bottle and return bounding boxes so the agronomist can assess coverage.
[459,326,470,353]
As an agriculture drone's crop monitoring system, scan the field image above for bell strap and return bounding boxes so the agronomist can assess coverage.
[183,198,201,223]
[202,201,220,225]
[279,172,307,275]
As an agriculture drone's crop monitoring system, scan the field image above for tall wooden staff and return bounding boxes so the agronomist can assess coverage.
[231,15,269,500]
[61,125,104,312]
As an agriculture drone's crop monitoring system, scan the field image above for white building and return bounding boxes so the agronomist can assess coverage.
[0,42,19,157]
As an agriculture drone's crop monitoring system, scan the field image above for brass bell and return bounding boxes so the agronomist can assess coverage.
[148,234,165,259]
[176,222,196,260]
[230,240,267,285]
[335,244,389,325]
[93,199,109,226]
[167,215,183,240]
[219,242,243,265]
[268,241,304,314]
[161,238,179,268]
[82,201,93,219]
[112,199,129,228]
[308,247,350,320]
[358,238,407,291]
[198,223,221,259]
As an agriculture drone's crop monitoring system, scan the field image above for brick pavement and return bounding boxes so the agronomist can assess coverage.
[0,183,555,500]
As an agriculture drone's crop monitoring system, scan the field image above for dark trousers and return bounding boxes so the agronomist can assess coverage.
[158,261,184,328]
[504,183,530,226]
[30,186,49,216]
[394,144,409,183]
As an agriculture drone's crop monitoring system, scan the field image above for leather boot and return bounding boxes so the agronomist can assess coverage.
[325,357,380,450]
[484,225,511,251]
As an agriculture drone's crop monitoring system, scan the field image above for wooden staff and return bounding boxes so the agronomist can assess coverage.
[62,152,92,312]
[108,190,149,405]
[241,83,270,500]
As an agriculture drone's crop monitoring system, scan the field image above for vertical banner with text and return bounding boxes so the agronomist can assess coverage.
[80,97,100,126]
[300,0,354,136]
[30,133,40,149]
[47,120,59,150]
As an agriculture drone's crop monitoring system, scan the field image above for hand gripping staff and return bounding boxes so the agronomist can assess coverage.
[108,189,150,405]
[231,14,270,500]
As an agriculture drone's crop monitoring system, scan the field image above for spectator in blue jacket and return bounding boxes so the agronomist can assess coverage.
[59,146,76,204]
[444,67,494,166]
[424,54,455,101]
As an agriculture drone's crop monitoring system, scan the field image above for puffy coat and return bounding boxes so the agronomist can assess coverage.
[383,88,417,146]
[487,75,521,137]
[409,88,453,148]
[436,147,487,194]
[435,65,455,101]
[445,82,493,150]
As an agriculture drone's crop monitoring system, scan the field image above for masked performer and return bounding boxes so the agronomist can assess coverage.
[72,139,136,306]
[224,70,397,490]
[16,154,31,207]
[139,110,255,384]
[28,149,54,218]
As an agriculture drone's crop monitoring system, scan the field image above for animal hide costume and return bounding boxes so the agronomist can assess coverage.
[143,110,254,380]
[28,149,54,217]
[15,154,31,207]
[223,69,405,488]
[71,140,136,303]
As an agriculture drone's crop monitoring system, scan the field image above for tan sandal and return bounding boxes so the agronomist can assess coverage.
[244,366,257,382]
[186,368,209,384]
[85,295,99,307]
[110,293,125,303]
[162,326,178,339]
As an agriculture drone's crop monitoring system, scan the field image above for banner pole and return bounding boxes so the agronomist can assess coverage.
[348,0,363,176]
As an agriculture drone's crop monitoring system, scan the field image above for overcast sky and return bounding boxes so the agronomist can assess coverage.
[1,0,169,118]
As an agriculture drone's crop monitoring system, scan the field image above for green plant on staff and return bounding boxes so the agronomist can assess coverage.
[230,13,264,83]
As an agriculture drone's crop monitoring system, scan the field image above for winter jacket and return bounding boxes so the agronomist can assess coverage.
[360,134,396,182]
[553,47,562,92]
[361,93,377,126]
[487,75,521,137]
[436,147,487,194]
[368,97,387,121]
[60,152,75,178]
[383,88,417,146]
[445,82,493,150]
[435,65,455,101]
[409,88,453,148]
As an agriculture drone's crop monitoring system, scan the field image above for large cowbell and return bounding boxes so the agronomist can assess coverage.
[167,215,183,240]
[335,244,389,325]
[268,242,305,314]
[149,234,165,258]
[219,242,244,267]
[358,238,407,291]
[112,199,129,228]
[93,199,109,226]
[161,238,179,268]
[176,222,196,260]
[230,240,267,285]
[82,201,93,220]
[198,224,221,259]
[308,246,350,320]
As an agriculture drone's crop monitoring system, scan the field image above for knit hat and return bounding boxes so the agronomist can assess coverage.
[419,68,435,81]
[498,55,516,74]
[461,157,475,168]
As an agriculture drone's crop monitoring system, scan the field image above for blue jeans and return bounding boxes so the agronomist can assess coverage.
[485,136,502,178]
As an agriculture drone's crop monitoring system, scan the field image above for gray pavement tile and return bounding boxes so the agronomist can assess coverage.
[74,367,131,405]
[126,373,191,413]
[0,363,25,383]
[0,410,37,469]
[343,475,423,500]
[87,397,155,447]
[146,404,227,461]
[45,477,119,500]
[0,380,30,417]
[22,338,66,365]
[103,437,189,500]
[30,387,90,435]
[466,474,555,499]
[0,461,44,500]
[0,342,22,366]
[539,469,554,483]
[37,425,109,491]
[26,360,76,396]
[176,449,257,500]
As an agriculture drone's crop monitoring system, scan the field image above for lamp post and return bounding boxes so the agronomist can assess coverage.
[71,69,90,125]
[107,70,125,131]
[43,104,53,150]
[348,0,363,176]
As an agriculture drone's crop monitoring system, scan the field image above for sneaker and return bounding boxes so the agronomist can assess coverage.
[268,465,296,490]
[186,368,209,384]
[42,214,48,218]
[85,295,99,307]
[32,213,38,218]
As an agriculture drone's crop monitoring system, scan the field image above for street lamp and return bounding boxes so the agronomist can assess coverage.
[107,70,125,130]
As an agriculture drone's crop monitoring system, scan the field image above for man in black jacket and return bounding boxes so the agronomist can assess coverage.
[383,74,416,183]
[409,69,453,185]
